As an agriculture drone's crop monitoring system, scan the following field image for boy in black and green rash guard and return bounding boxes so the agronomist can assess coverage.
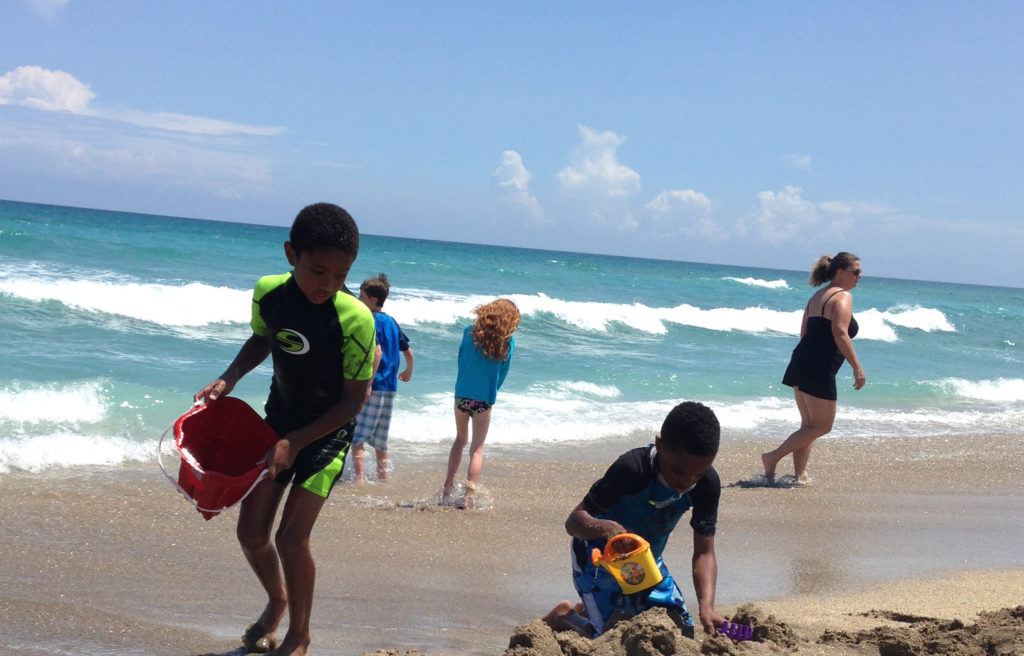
[194,203,375,656]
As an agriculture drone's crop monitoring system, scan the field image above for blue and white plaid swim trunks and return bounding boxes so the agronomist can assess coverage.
[353,390,396,451]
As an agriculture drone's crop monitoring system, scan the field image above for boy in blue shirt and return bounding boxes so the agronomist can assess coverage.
[352,273,414,482]
[544,401,726,639]
[194,203,375,656]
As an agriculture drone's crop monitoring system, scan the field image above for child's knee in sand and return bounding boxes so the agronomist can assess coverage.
[550,402,724,637]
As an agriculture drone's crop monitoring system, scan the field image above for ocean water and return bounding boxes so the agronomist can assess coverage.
[1,198,1022,473]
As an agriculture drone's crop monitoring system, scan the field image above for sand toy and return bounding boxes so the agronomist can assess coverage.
[158,397,279,520]
[591,533,664,594]
[718,620,754,641]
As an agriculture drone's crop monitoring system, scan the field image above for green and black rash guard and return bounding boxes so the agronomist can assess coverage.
[251,273,375,424]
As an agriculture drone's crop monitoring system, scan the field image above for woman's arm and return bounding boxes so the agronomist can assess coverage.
[829,293,866,389]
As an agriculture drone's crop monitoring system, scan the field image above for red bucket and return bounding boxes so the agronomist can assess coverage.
[159,398,280,520]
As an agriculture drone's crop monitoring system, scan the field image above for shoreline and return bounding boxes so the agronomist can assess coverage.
[0,432,1021,655]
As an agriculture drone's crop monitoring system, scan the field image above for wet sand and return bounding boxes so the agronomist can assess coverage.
[0,431,1021,655]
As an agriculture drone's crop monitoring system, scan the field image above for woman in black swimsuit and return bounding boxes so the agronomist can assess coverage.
[761,252,866,483]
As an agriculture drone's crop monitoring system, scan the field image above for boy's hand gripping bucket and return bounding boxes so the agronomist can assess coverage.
[157,397,280,520]
[591,533,663,594]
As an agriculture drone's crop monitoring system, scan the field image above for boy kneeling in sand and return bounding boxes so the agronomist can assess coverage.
[545,401,726,638]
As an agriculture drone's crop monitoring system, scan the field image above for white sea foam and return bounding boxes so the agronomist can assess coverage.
[0,381,108,424]
[0,380,163,472]
[2,269,956,342]
[0,275,250,327]
[931,377,1024,403]
[389,391,669,445]
[850,309,899,342]
[386,388,1024,448]
[881,305,956,332]
[553,380,622,399]
[390,291,804,336]
[2,385,1021,472]
[724,276,790,290]
[391,291,954,342]
[0,432,156,473]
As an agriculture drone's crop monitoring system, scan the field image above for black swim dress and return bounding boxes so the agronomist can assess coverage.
[781,290,859,401]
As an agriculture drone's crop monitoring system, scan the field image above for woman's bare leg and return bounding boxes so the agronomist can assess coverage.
[762,388,835,480]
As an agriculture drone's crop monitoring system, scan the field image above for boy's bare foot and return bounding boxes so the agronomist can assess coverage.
[265,634,310,656]
[543,600,594,637]
[760,452,776,483]
[243,597,286,652]
[543,600,576,630]
[242,622,277,654]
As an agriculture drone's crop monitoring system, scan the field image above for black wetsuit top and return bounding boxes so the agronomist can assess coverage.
[250,273,375,426]
[572,444,720,563]
[781,289,858,401]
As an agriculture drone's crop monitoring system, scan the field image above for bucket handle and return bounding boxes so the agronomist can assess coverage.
[156,400,271,516]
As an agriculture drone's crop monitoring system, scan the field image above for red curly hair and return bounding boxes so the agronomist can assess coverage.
[472,298,521,361]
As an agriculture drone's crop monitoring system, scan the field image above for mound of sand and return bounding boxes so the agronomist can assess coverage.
[497,604,1024,656]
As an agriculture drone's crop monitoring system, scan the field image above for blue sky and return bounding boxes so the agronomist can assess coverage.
[1,1,1021,286]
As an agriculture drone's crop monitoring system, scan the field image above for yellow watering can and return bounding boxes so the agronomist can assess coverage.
[591,533,663,594]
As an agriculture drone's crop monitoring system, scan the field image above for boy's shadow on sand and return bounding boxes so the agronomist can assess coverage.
[192,649,247,656]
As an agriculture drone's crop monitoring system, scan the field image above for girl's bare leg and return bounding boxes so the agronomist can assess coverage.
[463,409,492,508]
[443,403,470,498]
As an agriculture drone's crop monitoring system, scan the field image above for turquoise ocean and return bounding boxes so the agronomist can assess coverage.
[2,198,1023,474]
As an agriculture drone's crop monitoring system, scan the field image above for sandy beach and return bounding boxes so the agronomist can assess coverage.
[1,431,1022,655]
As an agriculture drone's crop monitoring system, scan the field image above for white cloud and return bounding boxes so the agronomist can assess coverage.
[553,125,640,231]
[103,108,285,137]
[818,200,893,215]
[738,185,819,243]
[0,111,274,199]
[0,65,94,112]
[784,153,812,170]
[734,186,889,244]
[556,125,641,197]
[494,150,542,218]
[0,66,284,136]
[22,0,69,21]
[646,189,712,214]
[0,67,278,200]
[644,189,725,240]
[58,137,274,199]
